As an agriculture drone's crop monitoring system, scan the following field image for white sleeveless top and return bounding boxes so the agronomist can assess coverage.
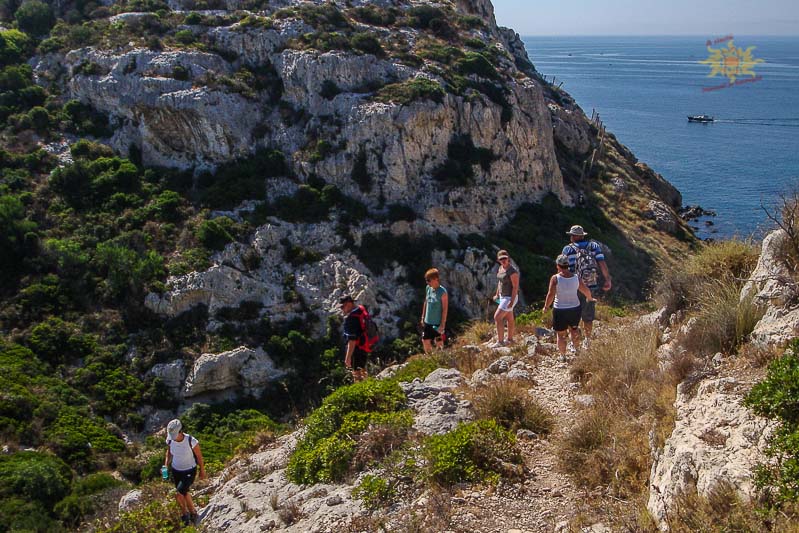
[554,274,580,309]
[166,434,198,471]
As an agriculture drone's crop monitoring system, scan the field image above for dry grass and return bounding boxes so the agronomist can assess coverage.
[459,320,494,345]
[738,341,782,368]
[682,279,765,355]
[654,238,759,312]
[667,482,799,533]
[559,323,677,497]
[469,380,554,435]
[447,345,496,377]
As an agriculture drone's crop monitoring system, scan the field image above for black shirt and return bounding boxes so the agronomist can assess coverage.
[343,306,364,343]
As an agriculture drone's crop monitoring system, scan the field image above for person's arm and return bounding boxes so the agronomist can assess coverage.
[164,447,171,469]
[420,295,427,326]
[543,275,557,311]
[192,441,206,480]
[578,279,595,301]
[510,272,519,305]
[439,291,448,331]
[599,259,612,291]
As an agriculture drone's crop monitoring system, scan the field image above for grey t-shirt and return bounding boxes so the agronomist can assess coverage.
[497,264,518,297]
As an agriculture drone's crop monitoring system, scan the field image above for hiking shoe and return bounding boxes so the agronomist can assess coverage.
[567,344,577,355]
[489,341,504,348]
[190,512,200,525]
[180,513,190,526]
[581,338,591,350]
[505,338,516,346]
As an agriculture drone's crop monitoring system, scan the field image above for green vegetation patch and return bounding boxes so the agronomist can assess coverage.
[374,77,445,105]
[423,419,521,484]
[287,379,408,484]
[744,339,799,503]
[433,133,496,187]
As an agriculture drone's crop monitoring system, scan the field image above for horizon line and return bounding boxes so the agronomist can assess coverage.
[514,33,799,38]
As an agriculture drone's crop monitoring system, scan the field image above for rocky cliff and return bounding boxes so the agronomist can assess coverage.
[33,0,693,438]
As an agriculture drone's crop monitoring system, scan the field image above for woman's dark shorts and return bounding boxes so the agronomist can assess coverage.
[553,306,582,332]
[422,323,443,341]
[172,466,196,495]
[352,347,368,370]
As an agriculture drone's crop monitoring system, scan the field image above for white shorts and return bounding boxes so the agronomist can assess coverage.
[498,296,518,312]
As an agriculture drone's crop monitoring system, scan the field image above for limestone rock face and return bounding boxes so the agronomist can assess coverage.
[183,346,287,399]
[147,360,186,397]
[43,0,570,233]
[743,229,799,346]
[647,378,774,528]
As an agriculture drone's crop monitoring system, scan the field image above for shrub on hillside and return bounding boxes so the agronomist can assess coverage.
[14,0,55,35]
[197,148,286,209]
[744,339,799,503]
[374,77,445,105]
[287,379,408,484]
[423,419,521,484]
[195,216,236,251]
[0,451,72,509]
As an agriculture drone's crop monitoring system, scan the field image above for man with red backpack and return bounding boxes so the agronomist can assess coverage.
[339,294,378,382]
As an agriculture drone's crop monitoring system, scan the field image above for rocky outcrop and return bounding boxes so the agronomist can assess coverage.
[400,368,474,435]
[743,229,799,346]
[183,346,287,400]
[647,377,774,528]
[646,200,679,234]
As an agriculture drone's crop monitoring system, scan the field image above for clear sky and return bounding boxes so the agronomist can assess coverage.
[491,0,799,36]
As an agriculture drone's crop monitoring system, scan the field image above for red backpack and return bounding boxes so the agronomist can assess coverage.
[355,305,380,352]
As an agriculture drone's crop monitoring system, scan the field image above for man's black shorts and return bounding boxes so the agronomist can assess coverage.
[351,347,368,370]
[422,323,443,340]
[553,306,582,332]
[577,290,599,322]
[172,466,196,495]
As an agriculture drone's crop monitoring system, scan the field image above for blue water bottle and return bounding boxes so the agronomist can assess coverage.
[161,465,169,480]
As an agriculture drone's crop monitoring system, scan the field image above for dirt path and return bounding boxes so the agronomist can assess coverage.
[446,334,587,533]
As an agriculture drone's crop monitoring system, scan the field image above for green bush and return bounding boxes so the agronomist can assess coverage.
[0,192,37,275]
[14,0,55,35]
[353,474,395,509]
[0,451,72,509]
[350,6,396,26]
[423,420,521,484]
[350,32,384,57]
[94,243,165,300]
[0,497,58,532]
[455,51,500,80]
[45,407,125,467]
[287,379,408,484]
[26,316,97,365]
[744,340,799,503]
[197,148,286,209]
[388,356,442,383]
[0,29,32,67]
[196,216,236,251]
[375,77,445,105]
[174,29,195,45]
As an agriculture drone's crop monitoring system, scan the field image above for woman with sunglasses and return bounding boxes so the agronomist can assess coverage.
[492,249,519,346]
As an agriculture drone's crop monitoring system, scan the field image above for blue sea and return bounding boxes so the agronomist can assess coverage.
[522,36,799,239]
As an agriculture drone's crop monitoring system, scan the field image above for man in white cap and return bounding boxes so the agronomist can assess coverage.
[164,419,206,526]
[561,225,612,346]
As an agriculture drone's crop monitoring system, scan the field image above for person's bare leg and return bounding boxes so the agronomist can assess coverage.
[507,312,516,343]
[494,308,505,343]
[184,493,196,514]
[175,493,188,514]
[583,320,593,339]
[569,326,581,349]
[556,330,567,354]
[422,339,432,353]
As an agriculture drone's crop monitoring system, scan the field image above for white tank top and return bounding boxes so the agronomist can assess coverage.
[166,434,198,471]
[554,273,580,309]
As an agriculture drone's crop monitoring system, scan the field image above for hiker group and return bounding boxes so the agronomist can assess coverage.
[339,224,612,380]
[159,224,611,525]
